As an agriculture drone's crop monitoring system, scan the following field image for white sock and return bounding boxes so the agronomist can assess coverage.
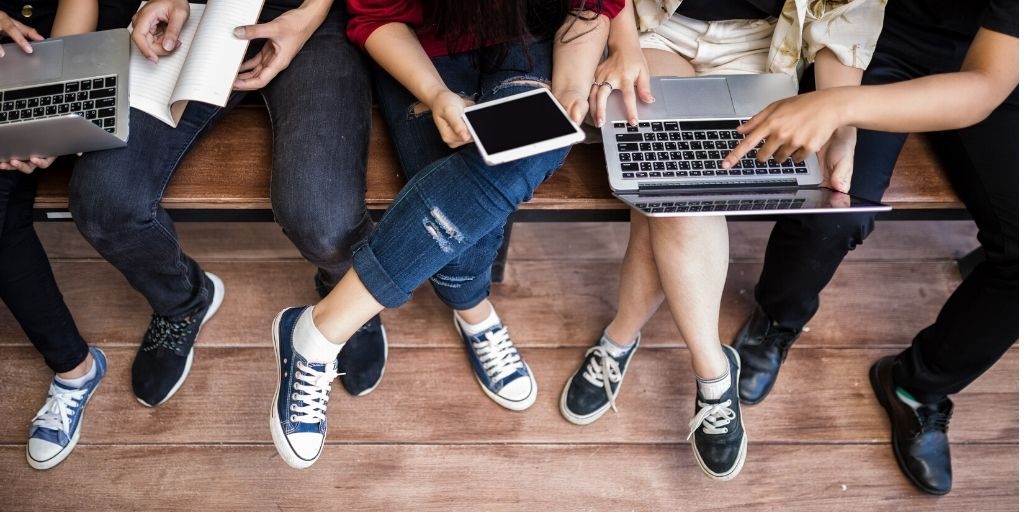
[293,307,344,363]
[600,330,638,358]
[455,304,501,336]
[55,356,97,389]
[697,370,731,401]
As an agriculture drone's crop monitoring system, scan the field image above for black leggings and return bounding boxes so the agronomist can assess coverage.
[0,172,88,373]
[754,11,1019,403]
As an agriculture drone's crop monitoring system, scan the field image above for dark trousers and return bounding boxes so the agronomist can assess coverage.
[0,172,88,373]
[754,11,1019,403]
[69,8,373,317]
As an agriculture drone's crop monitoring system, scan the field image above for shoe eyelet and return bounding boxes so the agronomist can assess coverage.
[290,404,297,411]
[292,383,299,390]
[283,358,288,363]
[292,393,300,400]
[289,415,297,422]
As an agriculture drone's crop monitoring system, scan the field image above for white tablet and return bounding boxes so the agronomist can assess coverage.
[462,88,585,165]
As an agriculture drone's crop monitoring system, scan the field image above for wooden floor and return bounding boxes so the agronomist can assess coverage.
[0,221,1016,511]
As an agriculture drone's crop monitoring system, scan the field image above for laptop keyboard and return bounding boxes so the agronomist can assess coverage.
[612,119,808,179]
[0,75,119,133]
[635,197,807,214]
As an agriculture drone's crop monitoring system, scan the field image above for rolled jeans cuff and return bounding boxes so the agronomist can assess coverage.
[352,241,411,309]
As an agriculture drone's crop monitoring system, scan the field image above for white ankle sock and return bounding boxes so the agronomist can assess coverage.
[600,331,638,358]
[293,307,344,363]
[697,370,731,401]
[456,305,501,336]
[55,356,97,388]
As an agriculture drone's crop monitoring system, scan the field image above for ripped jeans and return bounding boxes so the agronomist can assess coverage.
[355,39,567,309]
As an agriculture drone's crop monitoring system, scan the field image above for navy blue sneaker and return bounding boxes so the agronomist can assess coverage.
[133,272,224,407]
[453,313,536,411]
[270,306,339,469]
[338,315,388,397]
[27,347,108,470]
[688,345,747,481]
[560,336,640,425]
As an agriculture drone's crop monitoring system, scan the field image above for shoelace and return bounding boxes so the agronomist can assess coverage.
[289,361,339,424]
[141,314,198,353]
[31,383,88,436]
[919,408,952,433]
[687,399,737,440]
[581,347,624,412]
[472,327,524,382]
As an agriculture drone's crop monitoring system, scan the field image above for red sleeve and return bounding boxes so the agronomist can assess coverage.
[587,0,625,18]
[345,0,424,51]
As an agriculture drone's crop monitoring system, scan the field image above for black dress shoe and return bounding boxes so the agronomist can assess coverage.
[730,305,800,405]
[870,356,954,495]
[338,315,388,396]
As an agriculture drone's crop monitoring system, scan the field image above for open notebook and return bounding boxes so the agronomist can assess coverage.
[129,1,265,127]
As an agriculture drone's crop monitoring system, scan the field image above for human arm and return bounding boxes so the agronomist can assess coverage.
[51,0,99,38]
[552,8,614,125]
[724,29,1019,173]
[588,0,654,127]
[233,0,334,90]
[810,48,863,192]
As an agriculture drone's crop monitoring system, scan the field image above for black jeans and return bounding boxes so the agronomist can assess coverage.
[754,11,1019,403]
[0,172,89,373]
[69,7,373,317]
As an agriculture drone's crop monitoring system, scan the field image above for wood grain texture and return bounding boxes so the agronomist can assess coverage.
[0,444,1015,511]
[34,107,961,211]
[0,259,961,348]
[0,347,1014,445]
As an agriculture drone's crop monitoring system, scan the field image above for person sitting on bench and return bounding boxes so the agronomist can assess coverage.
[722,0,1018,495]
[69,0,387,408]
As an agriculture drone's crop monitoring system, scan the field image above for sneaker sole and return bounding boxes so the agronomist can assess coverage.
[27,353,106,471]
[268,309,323,469]
[558,341,640,426]
[692,345,748,481]
[453,316,537,412]
[136,273,225,408]
[868,358,950,496]
[353,326,389,398]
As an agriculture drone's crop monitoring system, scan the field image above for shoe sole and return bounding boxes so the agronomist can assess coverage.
[27,349,107,470]
[692,345,748,481]
[268,309,322,469]
[453,316,537,412]
[869,359,950,496]
[136,272,225,408]
[559,340,640,426]
[351,326,389,398]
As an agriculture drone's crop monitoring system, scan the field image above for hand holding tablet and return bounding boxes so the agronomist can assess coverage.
[462,88,585,165]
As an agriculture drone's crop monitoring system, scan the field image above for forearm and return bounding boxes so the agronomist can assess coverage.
[552,10,610,93]
[51,0,98,37]
[364,23,449,105]
[607,0,639,52]
[295,0,333,24]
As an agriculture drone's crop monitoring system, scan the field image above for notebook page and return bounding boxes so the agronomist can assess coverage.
[169,0,264,110]
[128,2,207,127]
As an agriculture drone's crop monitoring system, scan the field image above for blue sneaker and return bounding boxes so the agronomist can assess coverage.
[27,347,107,470]
[269,307,339,469]
[453,313,536,411]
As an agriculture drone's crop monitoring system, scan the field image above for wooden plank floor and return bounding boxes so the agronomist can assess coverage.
[0,221,1016,511]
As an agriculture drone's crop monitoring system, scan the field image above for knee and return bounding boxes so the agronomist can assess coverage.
[276,200,369,265]
[790,213,876,251]
[69,180,151,249]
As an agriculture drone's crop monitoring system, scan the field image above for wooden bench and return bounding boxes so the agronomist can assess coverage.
[32,106,970,279]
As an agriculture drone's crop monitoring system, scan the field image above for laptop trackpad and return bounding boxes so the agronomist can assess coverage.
[0,39,63,86]
[659,77,735,117]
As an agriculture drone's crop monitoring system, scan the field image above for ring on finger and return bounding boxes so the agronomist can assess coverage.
[598,81,614,91]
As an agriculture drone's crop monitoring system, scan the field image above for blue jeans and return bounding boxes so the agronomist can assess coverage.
[356,40,568,309]
[69,7,373,318]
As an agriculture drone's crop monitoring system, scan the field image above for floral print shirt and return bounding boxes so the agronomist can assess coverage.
[634,0,887,78]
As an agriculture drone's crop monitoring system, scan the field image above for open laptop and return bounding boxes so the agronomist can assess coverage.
[600,74,890,217]
[0,29,129,161]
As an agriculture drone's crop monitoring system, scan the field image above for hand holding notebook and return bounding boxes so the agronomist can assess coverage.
[128,1,265,127]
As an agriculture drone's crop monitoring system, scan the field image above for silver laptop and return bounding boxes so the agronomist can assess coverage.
[0,29,129,161]
[600,74,890,217]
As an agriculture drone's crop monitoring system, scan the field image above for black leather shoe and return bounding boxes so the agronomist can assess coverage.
[338,315,388,396]
[731,305,801,405]
[870,356,953,495]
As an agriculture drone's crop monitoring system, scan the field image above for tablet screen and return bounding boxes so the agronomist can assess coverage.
[464,91,578,154]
